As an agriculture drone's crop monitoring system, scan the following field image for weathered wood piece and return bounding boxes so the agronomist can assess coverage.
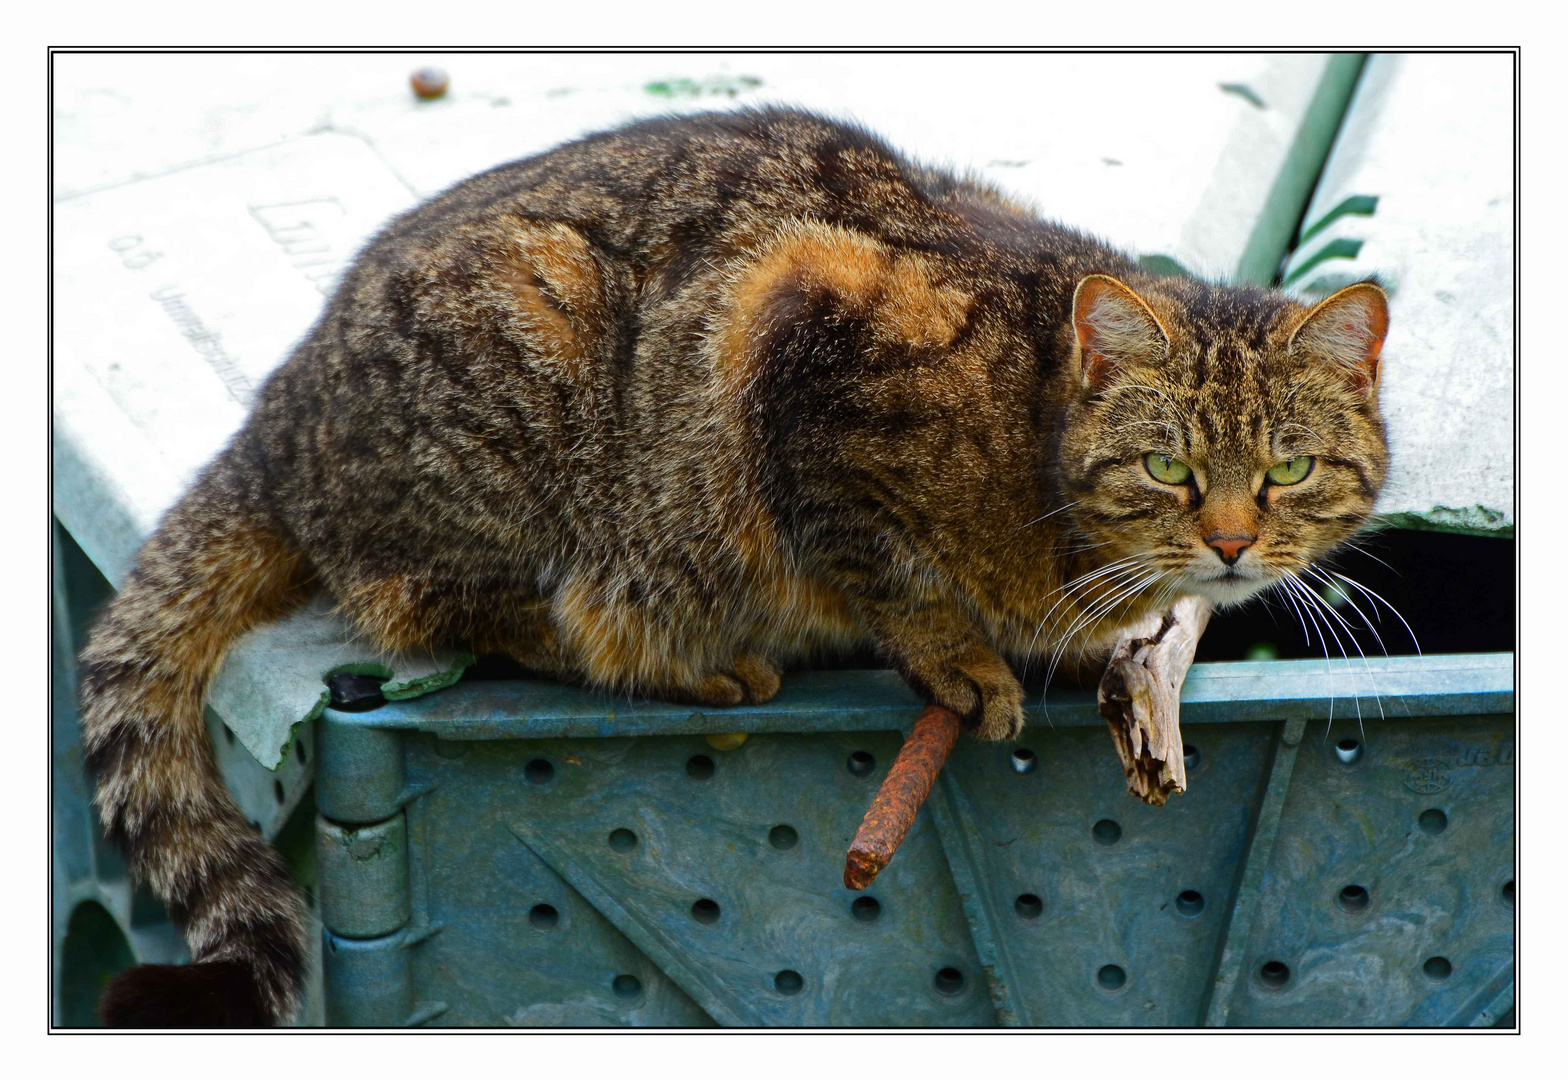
[1097,595,1213,805]
[844,703,964,890]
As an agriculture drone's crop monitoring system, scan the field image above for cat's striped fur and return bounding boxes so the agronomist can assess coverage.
[79,107,1388,1025]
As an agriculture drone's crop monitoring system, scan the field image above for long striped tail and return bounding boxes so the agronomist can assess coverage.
[78,455,312,1026]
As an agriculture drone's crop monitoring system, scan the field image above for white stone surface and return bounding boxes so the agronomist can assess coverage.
[51,53,1435,766]
[54,132,415,581]
[1283,53,1514,534]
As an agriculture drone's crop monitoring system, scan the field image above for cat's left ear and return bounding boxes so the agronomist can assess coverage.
[1071,275,1170,393]
[1287,282,1390,399]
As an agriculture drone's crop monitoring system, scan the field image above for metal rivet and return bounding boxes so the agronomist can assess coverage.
[774,970,804,995]
[1418,808,1448,835]
[1423,956,1452,980]
[691,898,721,924]
[768,825,798,850]
[1097,964,1127,990]
[847,751,876,777]
[1014,893,1044,919]
[525,758,555,785]
[1092,819,1122,845]
[1175,890,1205,917]
[1010,748,1037,774]
[1183,744,1200,771]
[612,973,642,998]
[851,896,881,922]
[1333,738,1363,765]
[933,967,965,996]
[1336,884,1370,913]
[608,828,638,852]
[1258,960,1291,989]
[686,754,715,780]
[529,903,558,929]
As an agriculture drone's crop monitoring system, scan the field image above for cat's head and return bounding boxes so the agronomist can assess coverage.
[1055,273,1390,609]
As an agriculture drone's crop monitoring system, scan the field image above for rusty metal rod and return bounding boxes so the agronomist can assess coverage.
[844,703,964,890]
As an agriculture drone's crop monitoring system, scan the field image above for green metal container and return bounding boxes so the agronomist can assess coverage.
[312,654,1514,1027]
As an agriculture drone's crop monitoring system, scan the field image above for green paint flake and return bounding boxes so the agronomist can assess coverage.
[644,75,763,98]
[1137,253,1195,279]
[1372,505,1513,538]
[1283,236,1365,287]
[1298,193,1379,246]
[1219,82,1267,109]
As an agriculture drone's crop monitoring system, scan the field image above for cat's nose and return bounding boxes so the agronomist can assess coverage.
[1205,533,1255,565]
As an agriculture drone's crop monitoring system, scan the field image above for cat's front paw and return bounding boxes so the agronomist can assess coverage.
[908,648,1024,742]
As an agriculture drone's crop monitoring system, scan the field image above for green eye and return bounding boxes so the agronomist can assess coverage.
[1144,453,1192,485]
[1266,456,1314,485]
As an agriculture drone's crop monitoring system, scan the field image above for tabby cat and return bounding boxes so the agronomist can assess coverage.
[78,107,1389,1026]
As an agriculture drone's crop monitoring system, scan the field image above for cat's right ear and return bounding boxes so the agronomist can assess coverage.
[1070,275,1170,393]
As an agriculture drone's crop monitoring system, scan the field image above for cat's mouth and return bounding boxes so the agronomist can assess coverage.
[1181,566,1274,608]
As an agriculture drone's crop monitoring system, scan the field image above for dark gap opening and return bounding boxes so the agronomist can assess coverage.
[1195,529,1513,663]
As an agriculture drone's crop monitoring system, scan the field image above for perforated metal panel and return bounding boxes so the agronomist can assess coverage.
[314,655,1513,1027]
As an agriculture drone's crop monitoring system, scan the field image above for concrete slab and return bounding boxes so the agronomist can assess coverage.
[1282,54,1514,535]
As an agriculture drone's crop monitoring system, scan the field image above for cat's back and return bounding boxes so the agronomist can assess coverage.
[348,106,1043,282]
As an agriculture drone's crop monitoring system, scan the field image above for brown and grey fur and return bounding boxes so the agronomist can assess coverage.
[79,107,1390,1025]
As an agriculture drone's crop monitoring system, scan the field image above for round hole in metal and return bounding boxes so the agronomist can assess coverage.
[608,828,638,853]
[529,903,558,930]
[295,741,307,765]
[846,750,876,777]
[1092,819,1122,845]
[691,898,721,925]
[1337,884,1370,913]
[1014,893,1044,920]
[1502,880,1515,907]
[612,974,642,999]
[933,967,965,996]
[1183,744,1200,771]
[1423,956,1452,980]
[1010,748,1037,774]
[851,896,882,923]
[769,824,799,850]
[1175,890,1205,917]
[1334,738,1363,765]
[1097,964,1127,991]
[1258,960,1291,989]
[774,969,804,995]
[1418,808,1448,835]
[524,758,555,785]
[686,754,715,780]
[273,780,285,805]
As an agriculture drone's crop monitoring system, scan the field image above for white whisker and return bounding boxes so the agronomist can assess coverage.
[1285,573,1363,741]
[1301,568,1387,728]
[1331,572,1422,655]
[1013,500,1083,532]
